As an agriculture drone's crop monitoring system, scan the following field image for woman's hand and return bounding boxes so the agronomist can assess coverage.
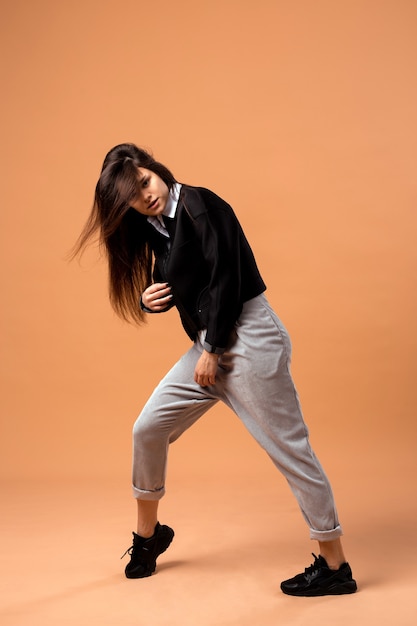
[194,350,219,387]
[142,283,172,312]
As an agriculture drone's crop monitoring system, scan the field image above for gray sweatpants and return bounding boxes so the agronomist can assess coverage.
[132,294,342,541]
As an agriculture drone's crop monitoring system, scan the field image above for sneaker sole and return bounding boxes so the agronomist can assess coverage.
[281,579,358,597]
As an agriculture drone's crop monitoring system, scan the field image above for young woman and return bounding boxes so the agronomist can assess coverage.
[75,143,357,596]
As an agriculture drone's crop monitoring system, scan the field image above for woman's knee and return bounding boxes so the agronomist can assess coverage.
[133,413,157,440]
[132,410,166,446]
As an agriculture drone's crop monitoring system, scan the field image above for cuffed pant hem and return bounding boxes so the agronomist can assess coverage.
[132,484,165,501]
[309,525,343,541]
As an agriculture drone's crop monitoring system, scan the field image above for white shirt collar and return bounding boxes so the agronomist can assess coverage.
[147,183,181,237]
[164,183,181,218]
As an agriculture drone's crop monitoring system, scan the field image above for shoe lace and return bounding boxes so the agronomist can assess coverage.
[303,553,321,578]
[121,546,133,560]
[121,541,151,560]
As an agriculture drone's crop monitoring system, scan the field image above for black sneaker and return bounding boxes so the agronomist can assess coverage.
[122,522,174,579]
[280,554,357,596]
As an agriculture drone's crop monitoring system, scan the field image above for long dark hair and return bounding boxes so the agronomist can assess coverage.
[72,143,177,324]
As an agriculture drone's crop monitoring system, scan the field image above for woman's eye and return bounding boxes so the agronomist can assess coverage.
[142,178,149,188]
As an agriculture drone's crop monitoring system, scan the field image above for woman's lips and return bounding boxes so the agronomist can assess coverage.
[148,198,158,210]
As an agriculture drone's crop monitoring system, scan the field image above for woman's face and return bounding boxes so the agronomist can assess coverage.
[129,168,169,216]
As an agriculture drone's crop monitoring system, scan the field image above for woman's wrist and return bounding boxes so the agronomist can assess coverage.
[203,350,219,359]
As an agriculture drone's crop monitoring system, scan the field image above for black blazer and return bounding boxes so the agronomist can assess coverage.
[146,184,266,354]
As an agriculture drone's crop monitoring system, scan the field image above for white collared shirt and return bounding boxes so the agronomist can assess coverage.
[147,183,182,238]
[148,182,205,345]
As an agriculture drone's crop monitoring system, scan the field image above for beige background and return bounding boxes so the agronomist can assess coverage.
[1,1,416,625]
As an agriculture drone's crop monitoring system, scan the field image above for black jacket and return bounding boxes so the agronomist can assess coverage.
[145,185,266,354]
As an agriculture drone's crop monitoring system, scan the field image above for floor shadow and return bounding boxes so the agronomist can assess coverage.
[0,574,126,618]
